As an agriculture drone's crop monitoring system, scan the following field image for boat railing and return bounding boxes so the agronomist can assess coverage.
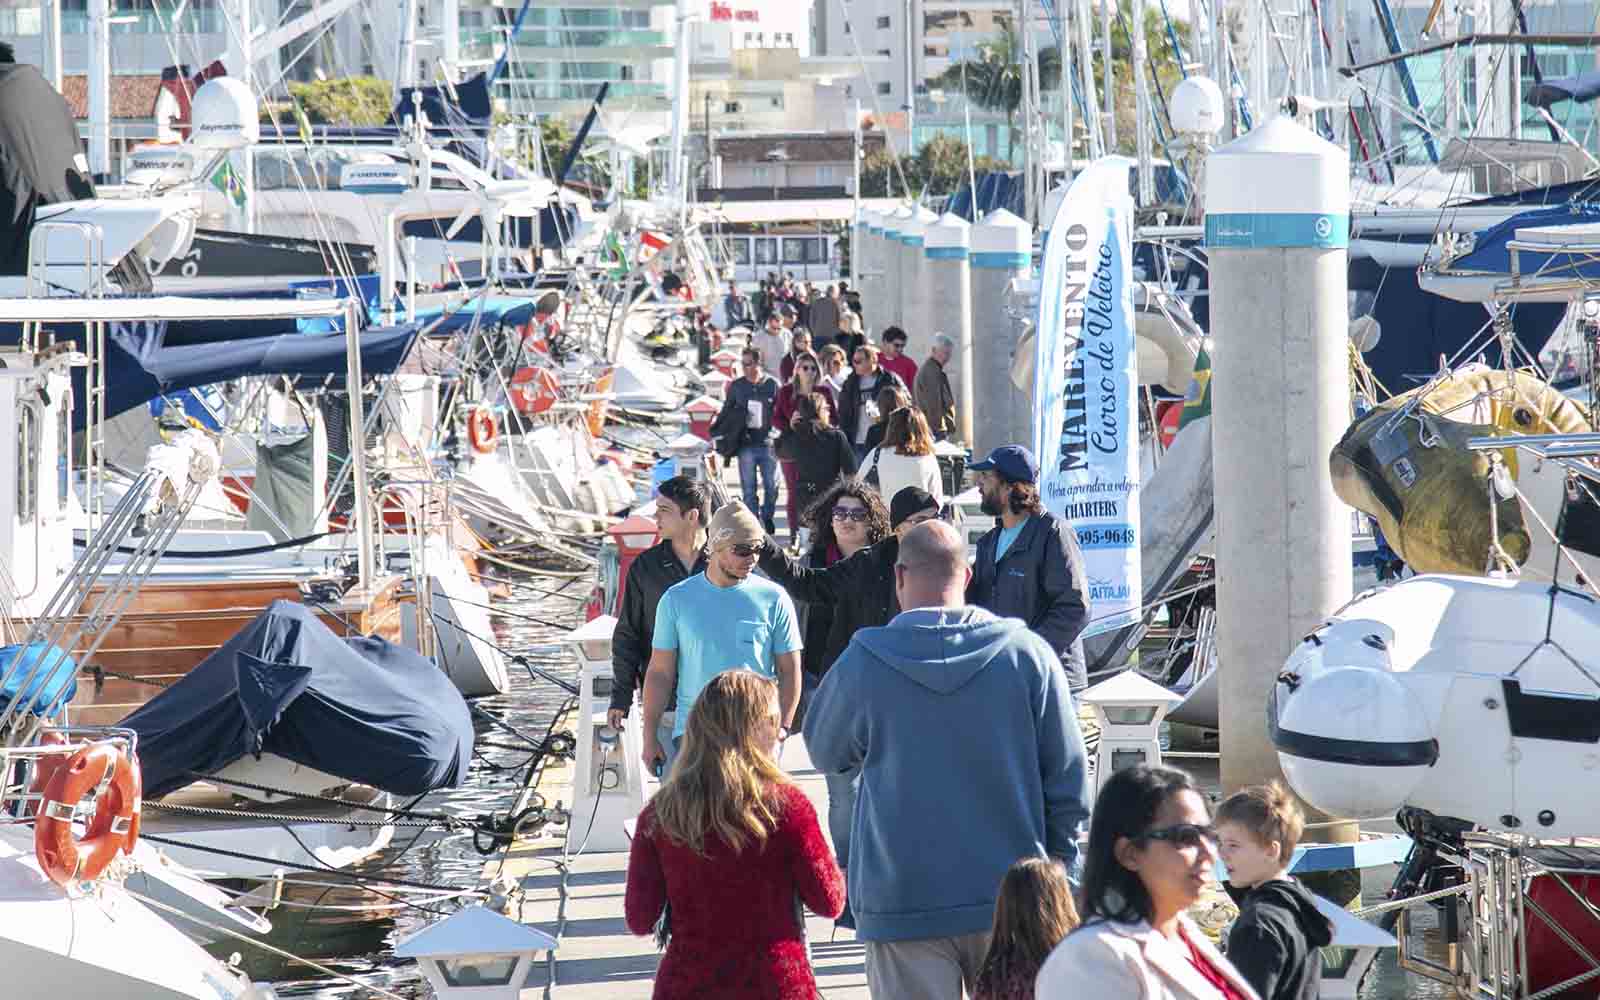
[0,725,139,825]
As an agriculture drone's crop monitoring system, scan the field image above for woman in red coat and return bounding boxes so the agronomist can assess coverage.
[625,671,845,999]
[772,352,836,544]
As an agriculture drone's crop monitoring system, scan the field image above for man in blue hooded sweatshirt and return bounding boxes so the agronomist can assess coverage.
[803,520,1091,998]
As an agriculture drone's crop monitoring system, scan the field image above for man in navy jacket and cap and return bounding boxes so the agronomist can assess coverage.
[966,445,1092,692]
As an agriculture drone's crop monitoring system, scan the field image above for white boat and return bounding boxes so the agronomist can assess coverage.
[1272,574,1600,837]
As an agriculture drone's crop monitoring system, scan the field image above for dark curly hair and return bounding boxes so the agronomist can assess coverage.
[803,478,889,560]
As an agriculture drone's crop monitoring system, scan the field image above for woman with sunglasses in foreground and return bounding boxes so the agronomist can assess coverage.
[1036,765,1262,1000]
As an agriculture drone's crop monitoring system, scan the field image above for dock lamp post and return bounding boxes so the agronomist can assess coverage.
[1080,671,1184,795]
[395,904,557,998]
[560,615,646,853]
[666,431,713,482]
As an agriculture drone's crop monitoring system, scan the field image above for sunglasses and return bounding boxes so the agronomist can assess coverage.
[832,507,870,522]
[1138,824,1218,850]
[729,543,761,557]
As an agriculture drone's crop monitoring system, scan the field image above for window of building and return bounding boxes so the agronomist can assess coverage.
[876,81,891,95]
[755,238,778,265]
[843,20,850,33]
[876,15,890,28]
[770,96,783,108]
[816,165,837,183]
[724,100,742,113]
[733,238,752,266]
[876,48,890,56]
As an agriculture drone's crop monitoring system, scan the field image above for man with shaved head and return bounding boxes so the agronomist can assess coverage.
[804,521,1091,999]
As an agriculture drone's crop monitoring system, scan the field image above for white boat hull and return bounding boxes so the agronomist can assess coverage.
[1273,574,1600,836]
[0,827,258,999]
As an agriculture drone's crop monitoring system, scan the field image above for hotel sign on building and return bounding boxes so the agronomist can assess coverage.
[709,2,759,21]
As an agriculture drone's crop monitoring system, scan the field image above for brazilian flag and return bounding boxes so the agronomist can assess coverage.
[1179,345,1212,429]
[210,159,247,209]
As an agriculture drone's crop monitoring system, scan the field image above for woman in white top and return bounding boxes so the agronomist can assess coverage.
[1035,764,1262,1000]
[863,406,942,509]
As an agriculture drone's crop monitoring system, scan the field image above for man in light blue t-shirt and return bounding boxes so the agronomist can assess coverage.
[641,501,803,773]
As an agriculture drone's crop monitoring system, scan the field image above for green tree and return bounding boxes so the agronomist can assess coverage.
[287,76,393,127]
[858,136,1001,199]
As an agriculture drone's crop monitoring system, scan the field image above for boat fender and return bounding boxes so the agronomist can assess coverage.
[35,742,141,886]
[468,407,499,454]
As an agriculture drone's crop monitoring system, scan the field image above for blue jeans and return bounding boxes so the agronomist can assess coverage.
[824,765,860,871]
[738,444,779,523]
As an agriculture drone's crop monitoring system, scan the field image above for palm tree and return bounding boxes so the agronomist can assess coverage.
[931,31,1061,152]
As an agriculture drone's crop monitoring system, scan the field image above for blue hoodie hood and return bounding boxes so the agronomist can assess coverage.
[852,607,1029,694]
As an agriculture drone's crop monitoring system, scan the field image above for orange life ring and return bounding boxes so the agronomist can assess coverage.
[35,743,140,886]
[509,367,560,415]
[27,729,70,816]
[1157,400,1181,450]
[467,407,498,454]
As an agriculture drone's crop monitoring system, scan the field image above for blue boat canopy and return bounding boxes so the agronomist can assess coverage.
[96,322,418,428]
[121,600,474,799]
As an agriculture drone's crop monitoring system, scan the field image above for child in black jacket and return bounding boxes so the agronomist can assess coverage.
[1216,782,1334,1000]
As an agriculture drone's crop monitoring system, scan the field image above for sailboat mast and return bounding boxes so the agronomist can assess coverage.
[1131,0,1154,202]
[1076,0,1102,158]
[667,0,692,222]
[1102,0,1115,151]
[1060,0,1074,178]
[87,0,109,178]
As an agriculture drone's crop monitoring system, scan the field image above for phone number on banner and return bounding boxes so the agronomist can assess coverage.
[1075,524,1137,549]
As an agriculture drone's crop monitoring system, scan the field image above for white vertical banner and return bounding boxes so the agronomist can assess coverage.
[1033,156,1141,639]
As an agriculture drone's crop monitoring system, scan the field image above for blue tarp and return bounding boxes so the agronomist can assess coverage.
[0,644,77,718]
[122,600,474,799]
[1527,72,1600,108]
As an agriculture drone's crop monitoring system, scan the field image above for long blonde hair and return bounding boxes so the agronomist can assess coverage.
[650,671,789,854]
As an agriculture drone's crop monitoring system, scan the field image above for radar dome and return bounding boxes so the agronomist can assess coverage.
[1171,77,1225,136]
[190,78,260,150]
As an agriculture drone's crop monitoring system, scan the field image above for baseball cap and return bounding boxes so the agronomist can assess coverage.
[889,487,941,528]
[968,445,1039,484]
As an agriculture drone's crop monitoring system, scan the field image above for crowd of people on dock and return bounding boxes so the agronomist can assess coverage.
[612,289,1334,999]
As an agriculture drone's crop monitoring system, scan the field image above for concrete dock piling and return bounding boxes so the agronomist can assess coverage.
[900,206,938,357]
[969,208,1034,455]
[924,212,974,444]
[1206,118,1353,797]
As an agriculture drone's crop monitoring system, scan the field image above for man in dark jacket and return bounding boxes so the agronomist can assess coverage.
[966,445,1091,692]
[724,281,753,329]
[836,345,909,460]
[712,347,781,533]
[757,486,943,908]
[608,477,709,774]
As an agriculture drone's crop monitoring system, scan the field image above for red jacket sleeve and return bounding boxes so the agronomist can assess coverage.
[783,785,846,918]
[624,807,668,935]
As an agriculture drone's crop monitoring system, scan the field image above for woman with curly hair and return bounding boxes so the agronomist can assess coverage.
[625,671,845,998]
[795,478,890,682]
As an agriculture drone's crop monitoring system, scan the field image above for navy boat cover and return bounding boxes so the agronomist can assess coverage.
[122,600,474,799]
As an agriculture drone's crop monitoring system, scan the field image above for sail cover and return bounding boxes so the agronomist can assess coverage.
[1527,72,1600,108]
[0,62,95,274]
[122,600,474,799]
